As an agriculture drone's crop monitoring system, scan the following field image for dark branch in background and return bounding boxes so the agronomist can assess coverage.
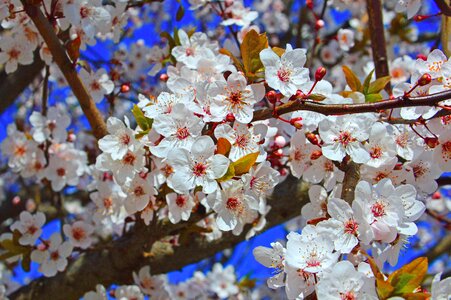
[366,0,391,93]
[434,0,451,16]
[252,90,451,121]
[0,53,44,114]
[21,0,108,139]
[11,178,309,300]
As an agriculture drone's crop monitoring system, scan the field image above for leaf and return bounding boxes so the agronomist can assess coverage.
[363,69,375,94]
[307,93,326,101]
[240,30,268,79]
[233,152,259,176]
[217,164,235,182]
[66,36,81,63]
[364,254,394,299]
[368,76,391,94]
[365,93,383,103]
[131,105,153,131]
[176,4,184,21]
[403,293,430,300]
[272,47,285,57]
[21,250,32,272]
[160,31,175,49]
[219,48,244,73]
[388,257,428,295]
[342,66,362,92]
[216,138,232,156]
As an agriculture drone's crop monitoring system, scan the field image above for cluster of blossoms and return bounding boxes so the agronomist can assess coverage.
[0,0,451,299]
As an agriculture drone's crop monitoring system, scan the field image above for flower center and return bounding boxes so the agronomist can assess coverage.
[277,68,291,82]
[371,201,386,218]
[344,219,359,235]
[175,195,187,207]
[176,127,190,140]
[72,227,86,241]
[335,131,356,146]
[122,152,136,165]
[120,133,131,145]
[57,168,66,177]
[134,186,145,197]
[192,162,207,177]
[228,91,243,106]
[226,197,240,211]
[370,146,383,158]
[235,134,249,148]
[8,48,20,60]
[441,141,451,161]
[340,291,356,300]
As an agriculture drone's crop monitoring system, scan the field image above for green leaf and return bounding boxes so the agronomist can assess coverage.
[388,257,428,296]
[176,4,184,21]
[217,164,235,182]
[368,76,391,94]
[233,152,259,176]
[363,69,375,94]
[240,30,268,80]
[365,93,383,103]
[131,105,153,131]
[160,31,175,49]
[307,93,326,101]
[342,65,362,92]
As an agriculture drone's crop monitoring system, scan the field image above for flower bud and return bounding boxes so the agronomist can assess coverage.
[424,137,439,148]
[306,132,320,146]
[315,19,325,31]
[226,113,235,122]
[315,66,327,82]
[416,54,427,61]
[290,117,303,129]
[274,135,286,148]
[432,191,441,199]
[310,150,323,160]
[266,90,278,104]
[418,73,432,86]
[159,73,169,82]
[120,83,130,93]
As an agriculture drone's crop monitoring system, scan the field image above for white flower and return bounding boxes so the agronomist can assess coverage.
[209,181,259,234]
[395,0,422,19]
[167,136,229,194]
[31,233,73,277]
[415,49,448,79]
[319,116,370,163]
[260,45,310,97]
[221,2,258,27]
[253,242,286,289]
[404,151,442,194]
[29,106,71,143]
[115,285,144,300]
[79,68,114,103]
[151,103,204,158]
[166,193,196,224]
[142,92,187,119]
[214,122,267,162]
[10,211,46,246]
[207,264,239,299]
[63,221,94,249]
[0,36,33,73]
[364,122,397,168]
[84,285,107,300]
[133,266,169,297]
[316,261,378,300]
[45,156,80,192]
[171,29,216,69]
[431,272,451,300]
[317,198,361,253]
[301,185,329,221]
[286,230,339,273]
[242,161,279,202]
[433,130,451,172]
[289,130,319,178]
[123,173,154,215]
[98,117,139,160]
[337,28,355,51]
[210,72,265,123]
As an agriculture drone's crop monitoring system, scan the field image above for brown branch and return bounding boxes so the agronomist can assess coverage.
[10,177,309,300]
[21,0,107,140]
[252,90,451,122]
[434,0,451,16]
[340,161,360,204]
[366,0,391,93]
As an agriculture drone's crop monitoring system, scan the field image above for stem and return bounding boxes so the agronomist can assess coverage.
[21,0,107,140]
[366,0,391,93]
[434,0,451,16]
[252,90,451,122]
[41,65,50,116]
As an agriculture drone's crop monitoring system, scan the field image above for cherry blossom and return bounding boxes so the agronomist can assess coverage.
[10,211,45,246]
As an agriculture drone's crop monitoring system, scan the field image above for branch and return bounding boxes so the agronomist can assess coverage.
[252,90,451,122]
[10,177,309,300]
[21,0,107,139]
[366,0,391,92]
[434,0,451,16]
[340,161,360,204]
[0,52,44,114]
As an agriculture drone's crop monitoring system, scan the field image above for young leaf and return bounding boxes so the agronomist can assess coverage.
[388,257,428,296]
[365,93,383,103]
[216,138,232,156]
[131,105,153,131]
[233,152,259,176]
[176,5,184,21]
[368,76,392,94]
[217,164,235,182]
[363,69,375,94]
[272,47,285,57]
[307,93,327,101]
[342,65,362,92]
[240,30,268,79]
